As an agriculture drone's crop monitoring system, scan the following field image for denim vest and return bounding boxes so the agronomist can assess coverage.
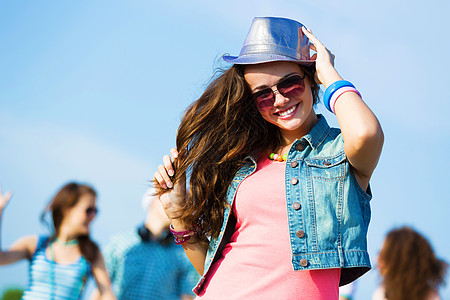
[193,115,372,295]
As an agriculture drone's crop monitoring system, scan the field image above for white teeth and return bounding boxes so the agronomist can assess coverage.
[278,105,297,117]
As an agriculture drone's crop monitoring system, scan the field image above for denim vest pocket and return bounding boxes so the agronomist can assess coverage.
[303,152,347,252]
[305,152,347,180]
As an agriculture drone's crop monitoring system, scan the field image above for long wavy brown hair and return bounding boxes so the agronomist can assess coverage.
[156,62,319,241]
[41,182,99,263]
[378,226,448,300]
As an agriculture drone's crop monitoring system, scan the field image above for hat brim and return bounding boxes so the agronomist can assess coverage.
[223,54,315,65]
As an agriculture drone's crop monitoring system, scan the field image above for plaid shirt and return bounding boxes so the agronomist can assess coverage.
[103,229,198,299]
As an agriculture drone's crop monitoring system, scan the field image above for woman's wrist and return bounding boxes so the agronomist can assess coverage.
[170,223,201,245]
[318,66,342,88]
[322,80,361,114]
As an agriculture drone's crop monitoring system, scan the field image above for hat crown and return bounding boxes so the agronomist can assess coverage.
[224,17,311,65]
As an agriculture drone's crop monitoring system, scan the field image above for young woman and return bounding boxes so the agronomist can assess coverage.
[373,226,448,300]
[0,182,116,300]
[154,17,384,299]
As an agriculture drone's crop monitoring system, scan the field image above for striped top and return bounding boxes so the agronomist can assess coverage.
[103,229,198,299]
[22,236,91,300]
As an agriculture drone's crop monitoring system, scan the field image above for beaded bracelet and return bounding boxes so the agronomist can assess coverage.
[170,224,200,245]
[329,87,361,114]
[323,80,358,114]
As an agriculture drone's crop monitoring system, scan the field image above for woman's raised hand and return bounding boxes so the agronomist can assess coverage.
[153,148,186,222]
[0,185,12,211]
[301,27,340,87]
[154,148,179,190]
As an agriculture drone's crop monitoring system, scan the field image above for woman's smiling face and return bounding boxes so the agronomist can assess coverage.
[244,61,317,141]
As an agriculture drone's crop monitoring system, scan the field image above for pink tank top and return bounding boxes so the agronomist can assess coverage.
[196,157,340,299]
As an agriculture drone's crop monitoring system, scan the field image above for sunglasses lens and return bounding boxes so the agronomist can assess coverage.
[86,207,98,215]
[254,90,275,110]
[278,75,305,98]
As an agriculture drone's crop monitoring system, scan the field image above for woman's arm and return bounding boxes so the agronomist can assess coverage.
[89,289,100,300]
[171,218,208,275]
[0,185,37,265]
[154,148,208,275]
[302,28,384,191]
[91,250,117,300]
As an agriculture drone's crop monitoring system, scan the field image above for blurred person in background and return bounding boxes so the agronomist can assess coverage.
[372,226,448,300]
[0,183,115,300]
[90,188,198,300]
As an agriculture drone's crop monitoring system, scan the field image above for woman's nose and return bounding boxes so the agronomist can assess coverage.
[273,89,289,107]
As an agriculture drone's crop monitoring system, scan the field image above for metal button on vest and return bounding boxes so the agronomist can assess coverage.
[296,230,305,238]
[300,258,308,267]
[290,178,298,185]
[290,161,298,168]
[292,202,301,210]
[296,143,304,151]
[323,160,331,166]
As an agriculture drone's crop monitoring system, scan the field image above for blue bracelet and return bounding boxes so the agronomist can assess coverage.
[323,80,355,113]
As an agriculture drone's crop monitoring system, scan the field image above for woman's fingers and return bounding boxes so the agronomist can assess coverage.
[154,164,171,189]
[302,27,330,58]
[152,148,186,221]
[170,148,178,160]
[303,27,325,48]
[153,148,182,189]
[302,26,337,84]
[158,164,173,189]
[163,155,175,177]
[302,27,324,47]
[154,171,167,189]
[153,148,180,190]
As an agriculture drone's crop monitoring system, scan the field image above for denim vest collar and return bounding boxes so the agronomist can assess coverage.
[299,114,329,150]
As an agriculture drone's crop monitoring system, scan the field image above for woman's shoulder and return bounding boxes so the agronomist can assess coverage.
[15,235,41,259]
[18,234,40,244]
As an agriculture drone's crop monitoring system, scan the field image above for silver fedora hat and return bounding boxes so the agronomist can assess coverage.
[223,17,312,65]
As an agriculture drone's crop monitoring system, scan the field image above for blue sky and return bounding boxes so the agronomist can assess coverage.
[1,1,449,299]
